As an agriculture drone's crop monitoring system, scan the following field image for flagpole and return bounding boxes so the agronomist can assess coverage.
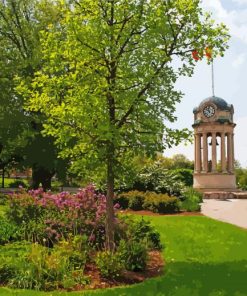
[212,59,215,97]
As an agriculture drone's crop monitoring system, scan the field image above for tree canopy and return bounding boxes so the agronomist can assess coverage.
[18,0,229,249]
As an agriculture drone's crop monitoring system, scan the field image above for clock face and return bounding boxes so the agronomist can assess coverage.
[203,105,215,118]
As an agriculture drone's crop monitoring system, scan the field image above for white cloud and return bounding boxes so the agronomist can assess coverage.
[201,0,247,45]
[232,53,246,67]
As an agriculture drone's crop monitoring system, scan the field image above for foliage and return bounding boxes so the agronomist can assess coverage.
[117,190,180,214]
[132,161,185,196]
[169,168,194,187]
[0,240,89,291]
[8,180,27,188]
[0,193,9,205]
[118,239,148,272]
[18,0,229,248]
[235,167,247,190]
[96,251,124,279]
[118,217,163,251]
[6,185,109,247]
[116,190,145,210]
[180,188,202,212]
[0,217,20,245]
[143,192,180,214]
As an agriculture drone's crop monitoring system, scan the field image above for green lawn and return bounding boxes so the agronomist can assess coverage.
[0,215,247,296]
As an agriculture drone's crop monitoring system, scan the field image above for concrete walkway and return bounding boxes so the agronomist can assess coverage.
[201,199,247,229]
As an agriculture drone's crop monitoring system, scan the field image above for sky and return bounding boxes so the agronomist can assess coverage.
[164,0,247,168]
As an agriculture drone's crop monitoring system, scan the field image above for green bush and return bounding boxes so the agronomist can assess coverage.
[0,218,20,245]
[118,239,148,271]
[8,180,27,188]
[0,238,89,291]
[0,193,9,205]
[143,192,180,214]
[180,187,202,212]
[116,190,180,214]
[96,251,124,278]
[120,217,163,250]
[169,168,193,187]
[116,190,145,210]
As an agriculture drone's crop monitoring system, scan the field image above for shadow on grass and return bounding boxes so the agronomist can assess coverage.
[85,260,247,296]
[0,260,246,296]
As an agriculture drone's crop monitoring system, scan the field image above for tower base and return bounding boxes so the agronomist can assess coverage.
[193,173,236,192]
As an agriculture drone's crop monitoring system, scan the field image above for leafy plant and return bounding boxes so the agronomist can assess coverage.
[96,251,124,278]
[180,187,202,212]
[118,239,148,272]
[0,218,20,245]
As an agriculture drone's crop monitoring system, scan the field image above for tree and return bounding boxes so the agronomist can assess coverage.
[171,154,194,169]
[0,0,65,189]
[19,0,229,250]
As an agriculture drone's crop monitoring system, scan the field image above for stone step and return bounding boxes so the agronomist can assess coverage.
[203,191,247,199]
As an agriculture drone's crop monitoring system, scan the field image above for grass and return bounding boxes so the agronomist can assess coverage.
[0,215,247,296]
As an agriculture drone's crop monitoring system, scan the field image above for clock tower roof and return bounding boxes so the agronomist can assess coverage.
[193,96,233,113]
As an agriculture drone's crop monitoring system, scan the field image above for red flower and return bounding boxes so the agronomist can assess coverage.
[205,47,212,59]
[192,50,200,61]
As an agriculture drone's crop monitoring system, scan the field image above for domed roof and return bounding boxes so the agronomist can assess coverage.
[193,96,233,113]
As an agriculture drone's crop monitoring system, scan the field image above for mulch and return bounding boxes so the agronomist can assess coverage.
[81,250,164,290]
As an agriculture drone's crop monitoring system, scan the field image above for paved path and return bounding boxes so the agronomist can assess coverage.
[201,199,247,229]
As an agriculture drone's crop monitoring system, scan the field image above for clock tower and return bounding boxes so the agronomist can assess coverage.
[193,96,236,191]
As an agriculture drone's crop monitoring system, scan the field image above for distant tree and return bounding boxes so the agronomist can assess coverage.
[171,154,194,170]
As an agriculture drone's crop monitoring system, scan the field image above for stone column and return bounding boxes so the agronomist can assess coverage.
[232,133,235,172]
[195,134,201,172]
[202,133,208,172]
[227,133,233,173]
[221,132,226,173]
[211,132,217,172]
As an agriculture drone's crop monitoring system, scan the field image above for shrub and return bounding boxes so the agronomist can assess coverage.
[0,193,9,205]
[120,217,163,250]
[0,218,20,245]
[143,192,180,214]
[6,185,109,247]
[8,180,27,188]
[0,240,89,291]
[116,190,145,210]
[96,251,124,278]
[118,239,148,271]
[180,187,202,212]
[169,168,193,187]
[132,162,185,196]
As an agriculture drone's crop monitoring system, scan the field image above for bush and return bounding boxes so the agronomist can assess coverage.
[116,190,145,210]
[116,190,180,214]
[169,168,193,187]
[6,185,109,247]
[120,217,163,250]
[143,192,180,214]
[0,193,9,205]
[180,187,202,212]
[0,239,89,291]
[8,180,27,188]
[132,162,185,196]
[118,239,148,271]
[0,218,20,245]
[96,251,124,278]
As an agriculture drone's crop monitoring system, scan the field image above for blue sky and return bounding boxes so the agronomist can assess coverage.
[164,0,247,167]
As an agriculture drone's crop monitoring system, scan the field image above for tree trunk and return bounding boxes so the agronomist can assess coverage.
[31,165,53,191]
[105,143,115,251]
